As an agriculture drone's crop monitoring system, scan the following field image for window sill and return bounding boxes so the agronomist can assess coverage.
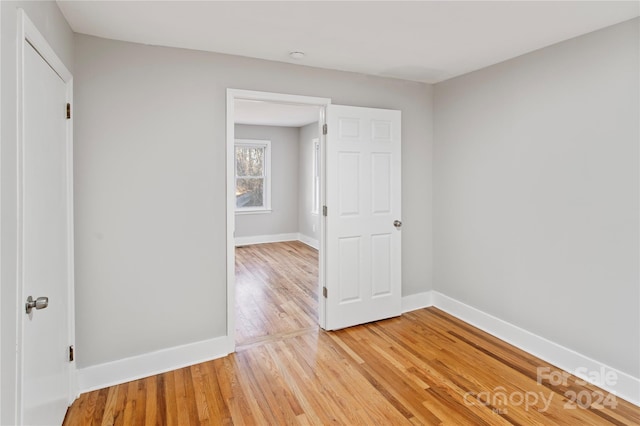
[236,209,272,215]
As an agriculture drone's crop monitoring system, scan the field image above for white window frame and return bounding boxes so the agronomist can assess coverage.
[311,138,320,215]
[235,139,272,214]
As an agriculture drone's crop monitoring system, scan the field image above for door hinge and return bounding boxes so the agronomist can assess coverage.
[322,205,327,216]
[66,103,71,119]
[322,123,328,135]
[322,287,328,298]
[69,345,74,362]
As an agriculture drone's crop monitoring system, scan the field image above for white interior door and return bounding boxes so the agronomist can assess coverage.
[20,36,72,425]
[324,105,402,330]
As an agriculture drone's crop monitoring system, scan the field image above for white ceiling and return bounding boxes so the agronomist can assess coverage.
[57,1,639,85]
[57,1,639,126]
[235,100,321,127]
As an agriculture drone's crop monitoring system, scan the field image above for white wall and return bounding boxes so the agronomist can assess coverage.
[234,124,300,239]
[434,18,639,378]
[73,34,433,369]
[1,2,74,423]
[298,122,320,244]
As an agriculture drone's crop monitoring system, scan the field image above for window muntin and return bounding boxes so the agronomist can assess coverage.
[235,140,271,212]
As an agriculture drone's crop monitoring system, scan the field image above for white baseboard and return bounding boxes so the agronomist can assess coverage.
[298,233,319,250]
[235,233,298,246]
[76,335,232,394]
[401,291,432,313]
[235,232,319,249]
[401,291,639,406]
[76,291,639,406]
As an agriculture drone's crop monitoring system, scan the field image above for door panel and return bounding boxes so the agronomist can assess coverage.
[338,237,362,302]
[371,153,391,214]
[371,234,392,297]
[325,105,401,330]
[338,153,360,215]
[21,40,71,425]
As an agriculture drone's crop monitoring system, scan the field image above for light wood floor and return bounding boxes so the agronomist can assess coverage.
[235,241,318,347]
[64,242,640,425]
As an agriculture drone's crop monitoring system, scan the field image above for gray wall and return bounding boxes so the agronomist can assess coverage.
[73,34,433,368]
[234,124,300,238]
[298,122,320,242]
[433,18,639,377]
[1,2,74,423]
[3,7,636,410]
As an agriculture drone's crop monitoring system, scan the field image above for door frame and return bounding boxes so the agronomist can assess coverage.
[225,89,331,350]
[15,9,76,421]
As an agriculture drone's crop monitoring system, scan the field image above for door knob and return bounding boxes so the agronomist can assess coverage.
[25,296,48,314]
[393,220,402,229]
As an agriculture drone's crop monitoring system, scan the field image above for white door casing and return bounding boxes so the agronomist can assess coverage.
[225,89,331,347]
[225,92,401,338]
[324,105,402,330]
[17,10,75,425]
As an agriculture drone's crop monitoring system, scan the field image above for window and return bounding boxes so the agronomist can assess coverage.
[312,138,320,215]
[235,139,271,213]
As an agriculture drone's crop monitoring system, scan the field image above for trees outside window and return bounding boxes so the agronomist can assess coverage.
[235,140,271,212]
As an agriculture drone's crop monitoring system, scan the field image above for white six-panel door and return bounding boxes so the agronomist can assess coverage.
[324,105,402,330]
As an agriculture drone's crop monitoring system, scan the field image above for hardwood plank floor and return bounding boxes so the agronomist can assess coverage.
[234,241,319,347]
[65,242,640,425]
[64,306,640,425]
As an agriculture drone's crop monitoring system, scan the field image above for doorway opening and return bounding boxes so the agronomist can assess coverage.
[235,241,319,347]
[226,90,331,351]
